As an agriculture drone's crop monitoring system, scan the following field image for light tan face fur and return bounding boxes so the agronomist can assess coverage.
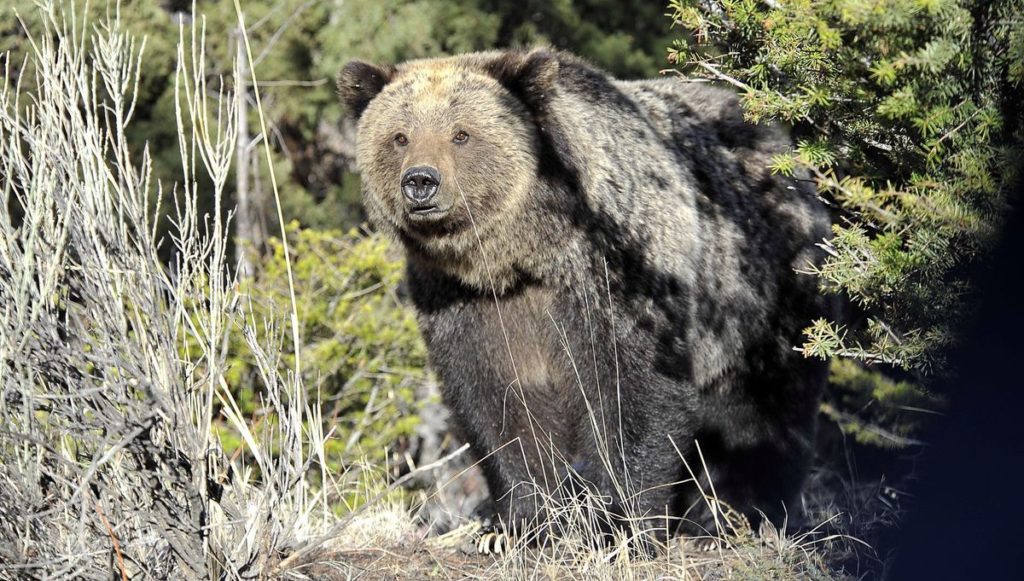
[356,60,540,270]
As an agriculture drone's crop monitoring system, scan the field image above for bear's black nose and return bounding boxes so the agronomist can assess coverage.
[401,166,441,204]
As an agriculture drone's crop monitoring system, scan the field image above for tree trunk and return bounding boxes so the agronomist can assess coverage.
[234,29,260,277]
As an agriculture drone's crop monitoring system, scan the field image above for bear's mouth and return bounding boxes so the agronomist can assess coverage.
[407,204,450,220]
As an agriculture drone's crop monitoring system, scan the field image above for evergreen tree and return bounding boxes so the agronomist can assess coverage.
[669,0,1024,375]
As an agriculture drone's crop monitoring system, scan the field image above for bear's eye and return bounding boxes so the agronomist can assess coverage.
[394,133,408,146]
[453,130,469,144]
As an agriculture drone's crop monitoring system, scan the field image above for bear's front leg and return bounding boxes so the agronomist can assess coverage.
[565,423,684,552]
[440,374,561,550]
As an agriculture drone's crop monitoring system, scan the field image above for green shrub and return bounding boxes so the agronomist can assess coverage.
[223,224,431,471]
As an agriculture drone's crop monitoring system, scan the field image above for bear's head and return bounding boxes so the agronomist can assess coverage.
[338,50,566,289]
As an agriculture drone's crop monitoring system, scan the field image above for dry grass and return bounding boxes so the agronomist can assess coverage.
[0,3,896,580]
[281,418,903,580]
[286,448,886,580]
[0,3,342,578]
[271,447,890,580]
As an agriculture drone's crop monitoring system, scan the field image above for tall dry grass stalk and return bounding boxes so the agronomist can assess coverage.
[0,3,337,578]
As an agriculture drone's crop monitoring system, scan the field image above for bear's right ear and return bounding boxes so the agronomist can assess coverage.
[337,60,396,118]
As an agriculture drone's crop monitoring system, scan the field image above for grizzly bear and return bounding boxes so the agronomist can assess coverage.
[338,49,831,549]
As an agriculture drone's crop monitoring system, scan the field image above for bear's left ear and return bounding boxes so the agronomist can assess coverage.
[337,60,397,118]
[484,49,561,111]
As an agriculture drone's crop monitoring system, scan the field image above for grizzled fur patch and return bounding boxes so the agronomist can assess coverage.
[339,49,832,543]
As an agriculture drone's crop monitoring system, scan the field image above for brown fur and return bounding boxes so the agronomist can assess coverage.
[339,49,833,543]
[345,55,566,293]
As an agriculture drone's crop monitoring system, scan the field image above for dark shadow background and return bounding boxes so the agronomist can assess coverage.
[886,169,1024,580]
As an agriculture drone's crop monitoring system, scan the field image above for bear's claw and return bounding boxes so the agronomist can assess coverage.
[477,531,510,555]
[686,537,730,552]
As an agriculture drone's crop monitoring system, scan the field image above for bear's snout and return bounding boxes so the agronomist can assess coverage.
[401,166,442,207]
